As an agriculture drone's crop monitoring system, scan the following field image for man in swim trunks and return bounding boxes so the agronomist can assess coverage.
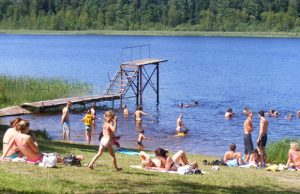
[244,111,254,162]
[61,101,72,142]
[134,106,150,132]
[223,143,243,166]
[257,110,269,167]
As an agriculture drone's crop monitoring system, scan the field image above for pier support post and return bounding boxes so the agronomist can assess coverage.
[156,63,159,104]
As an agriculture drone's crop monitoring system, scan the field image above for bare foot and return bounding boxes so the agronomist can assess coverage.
[88,164,94,170]
[116,167,122,172]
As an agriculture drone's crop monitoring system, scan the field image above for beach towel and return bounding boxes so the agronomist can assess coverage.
[118,149,154,157]
[130,165,208,175]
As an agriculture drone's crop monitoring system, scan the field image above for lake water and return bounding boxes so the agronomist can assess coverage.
[1,34,300,157]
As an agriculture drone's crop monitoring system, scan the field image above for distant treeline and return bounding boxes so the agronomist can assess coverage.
[0,0,299,32]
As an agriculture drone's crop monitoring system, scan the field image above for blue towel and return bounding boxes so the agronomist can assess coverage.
[226,159,238,167]
[117,149,154,157]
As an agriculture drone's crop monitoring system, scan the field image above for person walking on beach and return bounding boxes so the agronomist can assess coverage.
[81,110,94,145]
[61,101,72,142]
[257,110,269,167]
[88,110,122,171]
[176,114,189,134]
[244,111,254,162]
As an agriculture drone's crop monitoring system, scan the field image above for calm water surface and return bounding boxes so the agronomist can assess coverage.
[1,34,300,157]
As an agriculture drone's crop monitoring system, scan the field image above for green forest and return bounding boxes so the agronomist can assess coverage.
[0,0,299,32]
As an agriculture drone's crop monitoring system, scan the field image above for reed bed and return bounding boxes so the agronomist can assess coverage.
[266,138,300,164]
[0,75,93,108]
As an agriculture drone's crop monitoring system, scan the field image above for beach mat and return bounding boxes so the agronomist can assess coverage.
[117,148,155,156]
[130,165,208,175]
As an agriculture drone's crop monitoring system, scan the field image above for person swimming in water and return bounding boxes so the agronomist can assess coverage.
[225,108,235,119]
[178,101,199,108]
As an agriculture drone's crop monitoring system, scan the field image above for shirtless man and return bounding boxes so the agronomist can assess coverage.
[134,105,149,121]
[134,105,150,132]
[61,101,72,142]
[176,114,189,134]
[257,110,269,167]
[90,103,97,129]
[223,143,243,166]
[244,111,254,162]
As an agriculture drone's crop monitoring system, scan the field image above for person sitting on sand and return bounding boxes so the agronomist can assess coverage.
[223,143,243,166]
[2,118,22,159]
[286,142,300,170]
[176,114,189,134]
[1,120,64,163]
[137,131,151,151]
[154,148,198,171]
[225,108,235,119]
[88,110,122,171]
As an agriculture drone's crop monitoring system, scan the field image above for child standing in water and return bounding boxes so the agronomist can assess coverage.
[81,110,94,145]
[137,131,151,150]
[88,110,122,171]
[123,104,129,117]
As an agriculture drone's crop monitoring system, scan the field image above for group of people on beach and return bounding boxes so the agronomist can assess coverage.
[2,101,299,172]
[223,107,300,170]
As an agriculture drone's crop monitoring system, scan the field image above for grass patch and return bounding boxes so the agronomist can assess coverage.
[1,126,300,193]
[0,75,92,108]
[0,29,300,38]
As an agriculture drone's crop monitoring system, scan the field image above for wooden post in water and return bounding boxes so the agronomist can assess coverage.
[139,66,143,105]
[156,63,159,104]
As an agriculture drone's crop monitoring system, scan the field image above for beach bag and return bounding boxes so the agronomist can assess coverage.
[63,154,81,167]
[39,153,57,168]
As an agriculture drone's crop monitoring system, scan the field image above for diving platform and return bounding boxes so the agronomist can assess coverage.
[21,94,120,111]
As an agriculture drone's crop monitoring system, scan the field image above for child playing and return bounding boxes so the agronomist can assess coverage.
[81,110,94,145]
[123,104,129,117]
[88,110,122,171]
[137,131,151,150]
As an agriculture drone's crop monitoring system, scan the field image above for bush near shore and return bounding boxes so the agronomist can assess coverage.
[0,125,300,193]
[0,75,92,108]
[267,138,300,164]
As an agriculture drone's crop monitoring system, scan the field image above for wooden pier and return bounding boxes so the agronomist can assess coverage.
[0,106,31,117]
[21,94,120,111]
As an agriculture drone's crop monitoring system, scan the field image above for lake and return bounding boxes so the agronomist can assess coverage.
[1,34,300,157]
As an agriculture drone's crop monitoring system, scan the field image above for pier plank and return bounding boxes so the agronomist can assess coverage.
[0,106,31,117]
[21,94,120,109]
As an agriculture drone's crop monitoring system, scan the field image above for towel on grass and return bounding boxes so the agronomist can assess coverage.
[130,165,208,175]
[118,149,154,157]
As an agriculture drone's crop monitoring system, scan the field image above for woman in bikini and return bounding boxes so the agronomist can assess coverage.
[1,120,63,163]
[154,148,198,171]
[286,142,300,170]
[88,110,122,171]
[2,118,22,159]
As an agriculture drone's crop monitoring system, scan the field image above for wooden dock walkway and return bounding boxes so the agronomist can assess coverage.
[21,94,120,110]
[0,106,31,117]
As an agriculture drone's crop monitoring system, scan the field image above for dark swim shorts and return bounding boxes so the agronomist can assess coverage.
[257,134,268,147]
[244,134,254,154]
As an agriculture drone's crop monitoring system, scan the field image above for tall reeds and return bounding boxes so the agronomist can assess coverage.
[266,138,300,164]
[0,75,93,108]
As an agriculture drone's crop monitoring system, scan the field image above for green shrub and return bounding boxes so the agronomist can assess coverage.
[266,138,300,164]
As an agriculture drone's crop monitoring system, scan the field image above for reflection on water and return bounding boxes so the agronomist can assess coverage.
[1,35,300,157]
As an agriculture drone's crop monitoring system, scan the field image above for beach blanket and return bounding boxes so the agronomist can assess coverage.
[117,149,154,157]
[130,165,208,175]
